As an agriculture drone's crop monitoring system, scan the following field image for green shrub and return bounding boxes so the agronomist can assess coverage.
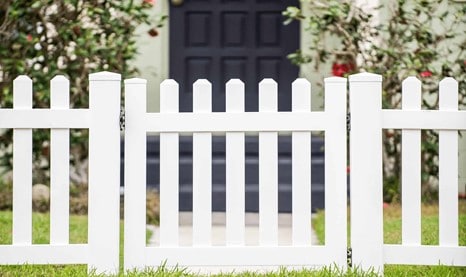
[0,0,166,185]
[284,0,466,202]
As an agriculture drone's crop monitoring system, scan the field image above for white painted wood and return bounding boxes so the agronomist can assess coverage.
[12,75,33,245]
[291,78,312,246]
[401,77,421,246]
[159,80,180,247]
[349,73,384,273]
[381,110,466,130]
[259,79,278,246]
[88,72,121,274]
[439,77,459,246]
[192,79,212,246]
[0,244,89,264]
[225,79,245,246]
[50,75,70,245]
[143,112,330,132]
[0,109,91,128]
[323,76,348,268]
[384,245,466,266]
[123,78,148,270]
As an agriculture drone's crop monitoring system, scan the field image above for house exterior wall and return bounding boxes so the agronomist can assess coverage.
[132,0,466,193]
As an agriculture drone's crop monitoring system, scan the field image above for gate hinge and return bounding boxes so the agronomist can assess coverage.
[120,107,125,131]
[347,247,352,267]
[346,112,351,132]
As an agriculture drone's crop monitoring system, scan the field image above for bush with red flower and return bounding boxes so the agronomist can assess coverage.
[284,0,465,202]
[0,0,165,186]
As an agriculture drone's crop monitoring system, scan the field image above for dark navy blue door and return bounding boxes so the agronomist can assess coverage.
[158,0,326,213]
[169,0,300,112]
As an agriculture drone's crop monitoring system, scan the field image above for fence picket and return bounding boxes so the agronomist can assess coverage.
[259,79,278,246]
[323,76,347,267]
[192,79,212,246]
[160,80,180,247]
[401,77,422,245]
[291,78,312,246]
[225,79,245,246]
[439,77,459,246]
[50,75,70,245]
[124,78,148,270]
[12,75,33,245]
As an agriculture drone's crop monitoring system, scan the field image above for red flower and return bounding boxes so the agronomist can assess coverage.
[147,28,159,37]
[26,34,33,42]
[420,71,432,77]
[143,0,155,5]
[332,62,354,77]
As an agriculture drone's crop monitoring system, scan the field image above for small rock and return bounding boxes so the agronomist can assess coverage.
[32,184,50,202]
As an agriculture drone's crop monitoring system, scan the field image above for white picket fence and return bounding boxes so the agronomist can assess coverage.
[0,72,465,274]
[0,72,121,274]
[349,74,466,272]
[123,76,348,272]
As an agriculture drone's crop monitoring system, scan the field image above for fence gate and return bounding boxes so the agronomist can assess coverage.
[0,72,121,274]
[123,77,348,272]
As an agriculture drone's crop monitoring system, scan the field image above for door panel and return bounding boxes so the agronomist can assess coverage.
[166,0,322,213]
[169,0,299,112]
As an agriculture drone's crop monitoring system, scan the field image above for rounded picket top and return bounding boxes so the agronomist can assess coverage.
[292,78,311,111]
[160,79,179,87]
[13,75,32,83]
[292,78,311,93]
[348,72,382,82]
[439,77,457,86]
[439,77,458,109]
[193,79,211,86]
[51,75,69,83]
[403,76,421,84]
[259,78,277,85]
[259,78,278,96]
[124,78,147,85]
[292,78,310,85]
[402,76,421,108]
[324,76,347,83]
[226,78,244,86]
[89,71,121,81]
[13,75,32,107]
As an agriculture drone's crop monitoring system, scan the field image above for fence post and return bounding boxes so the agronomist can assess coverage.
[349,72,383,273]
[88,71,121,274]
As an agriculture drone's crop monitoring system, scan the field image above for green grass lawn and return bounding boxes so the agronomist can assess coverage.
[0,202,465,276]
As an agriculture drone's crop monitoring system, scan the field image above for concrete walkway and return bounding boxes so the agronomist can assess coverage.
[147,212,319,246]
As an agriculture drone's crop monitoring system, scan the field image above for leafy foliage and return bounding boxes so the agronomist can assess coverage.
[0,0,166,184]
[284,0,466,202]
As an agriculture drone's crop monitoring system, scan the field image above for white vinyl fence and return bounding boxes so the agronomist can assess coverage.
[0,72,465,274]
[349,73,466,273]
[0,72,121,274]
[123,76,348,272]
